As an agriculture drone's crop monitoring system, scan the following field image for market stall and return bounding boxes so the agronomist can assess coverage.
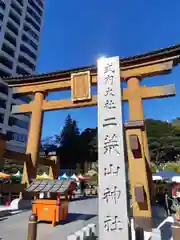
[25,179,73,226]
[152,171,180,203]
[36,172,53,180]
[58,173,69,180]
[0,172,11,205]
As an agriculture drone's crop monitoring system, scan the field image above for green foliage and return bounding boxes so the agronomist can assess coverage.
[164,162,180,173]
[89,173,98,185]
[56,114,81,169]
[42,116,180,170]
[79,128,97,163]
[146,118,180,164]
[60,114,80,148]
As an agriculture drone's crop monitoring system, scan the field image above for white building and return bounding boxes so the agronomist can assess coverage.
[0,0,44,152]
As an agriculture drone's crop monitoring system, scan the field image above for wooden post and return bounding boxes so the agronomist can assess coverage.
[126,77,153,225]
[22,92,45,183]
[126,77,151,167]
[27,213,37,240]
[125,120,152,230]
[135,226,144,240]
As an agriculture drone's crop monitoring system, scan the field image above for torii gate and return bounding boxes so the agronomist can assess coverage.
[5,44,180,229]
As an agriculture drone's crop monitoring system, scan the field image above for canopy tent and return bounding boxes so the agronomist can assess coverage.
[11,170,22,181]
[152,171,180,182]
[70,174,79,181]
[0,172,11,179]
[172,176,180,183]
[36,172,52,180]
[77,174,85,180]
[58,173,69,180]
[77,174,90,180]
[12,170,21,178]
[152,175,163,181]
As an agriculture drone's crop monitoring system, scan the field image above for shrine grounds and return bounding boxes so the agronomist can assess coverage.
[0,198,98,240]
[0,197,175,239]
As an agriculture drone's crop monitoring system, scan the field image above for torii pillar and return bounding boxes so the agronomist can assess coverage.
[21,91,45,184]
[125,76,175,230]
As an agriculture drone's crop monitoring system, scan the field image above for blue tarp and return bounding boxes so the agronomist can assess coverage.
[153,171,180,179]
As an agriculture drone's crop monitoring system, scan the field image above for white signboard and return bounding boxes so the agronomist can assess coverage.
[97,56,130,240]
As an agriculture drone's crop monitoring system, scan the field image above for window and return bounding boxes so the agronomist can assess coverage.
[35,0,43,9]
[0,99,6,109]
[0,82,8,95]
[16,66,29,75]
[0,113,4,124]
[0,55,13,69]
[28,0,42,16]
[0,0,5,10]
[13,93,31,103]
[9,10,20,25]
[11,2,22,16]
[18,55,35,70]
[7,131,13,140]
[25,16,40,32]
[8,117,29,129]
[23,24,39,41]
[12,133,27,142]
[20,44,36,61]
[4,32,17,46]
[21,34,38,51]
[0,12,4,21]
[0,70,10,77]
[27,6,41,24]
[2,43,15,58]
[16,0,23,7]
[7,21,19,35]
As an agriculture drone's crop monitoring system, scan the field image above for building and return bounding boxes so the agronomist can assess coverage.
[0,0,44,152]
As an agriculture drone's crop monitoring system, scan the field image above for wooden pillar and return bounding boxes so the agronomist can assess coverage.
[126,77,151,165]
[126,77,153,229]
[126,77,152,176]
[22,91,45,183]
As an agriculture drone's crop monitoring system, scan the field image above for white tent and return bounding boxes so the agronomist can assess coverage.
[13,170,21,177]
[172,176,180,183]
[58,173,69,180]
[152,175,163,181]
[70,174,79,181]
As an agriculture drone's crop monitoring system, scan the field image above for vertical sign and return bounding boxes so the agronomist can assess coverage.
[98,57,130,240]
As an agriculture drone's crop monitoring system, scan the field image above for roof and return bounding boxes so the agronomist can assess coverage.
[3,44,180,85]
[25,179,71,193]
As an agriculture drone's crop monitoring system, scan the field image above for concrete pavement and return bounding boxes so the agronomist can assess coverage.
[0,198,98,240]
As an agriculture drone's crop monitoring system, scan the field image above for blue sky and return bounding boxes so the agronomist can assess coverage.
[37,0,180,139]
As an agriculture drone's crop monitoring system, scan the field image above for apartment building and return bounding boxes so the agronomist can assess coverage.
[0,0,44,152]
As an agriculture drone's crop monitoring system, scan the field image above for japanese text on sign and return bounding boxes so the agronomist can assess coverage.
[98,56,129,240]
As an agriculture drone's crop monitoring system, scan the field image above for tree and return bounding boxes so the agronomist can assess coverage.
[146,118,180,164]
[57,115,81,169]
[59,114,80,148]
[80,128,97,161]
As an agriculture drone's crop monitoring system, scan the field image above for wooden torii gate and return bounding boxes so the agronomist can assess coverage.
[5,44,180,229]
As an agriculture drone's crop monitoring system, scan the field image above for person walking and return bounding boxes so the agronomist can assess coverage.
[164,189,172,216]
